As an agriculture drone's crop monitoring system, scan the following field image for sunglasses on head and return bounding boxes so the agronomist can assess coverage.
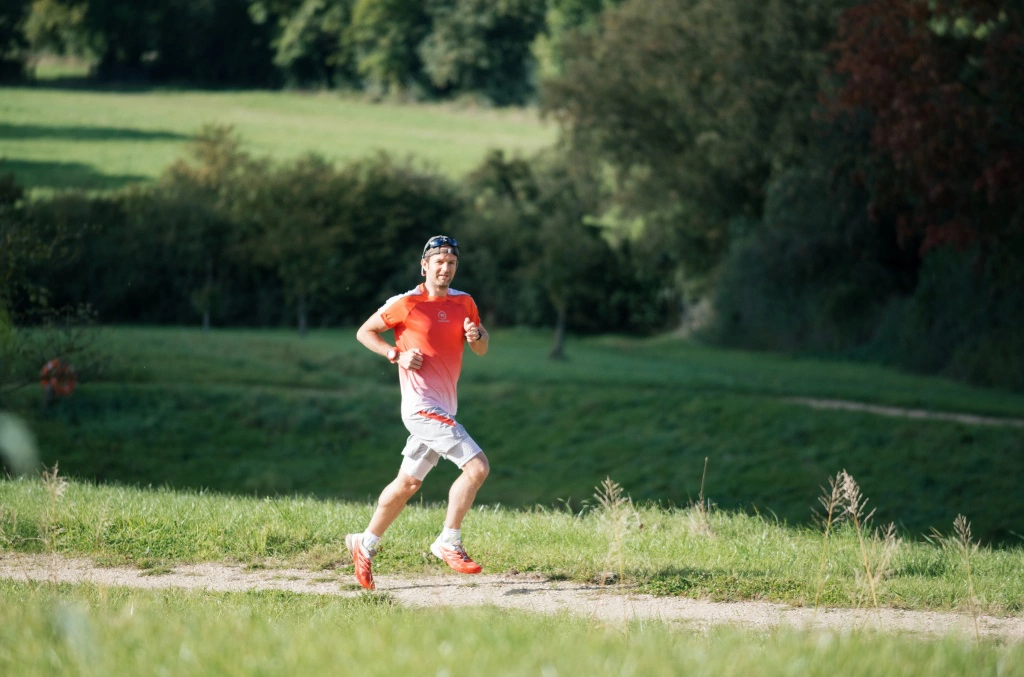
[422,236,460,257]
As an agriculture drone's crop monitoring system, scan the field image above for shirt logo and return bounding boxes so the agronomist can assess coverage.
[437,310,448,322]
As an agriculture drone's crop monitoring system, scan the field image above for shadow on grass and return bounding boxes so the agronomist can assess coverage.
[24,76,271,95]
[0,159,149,191]
[0,123,187,142]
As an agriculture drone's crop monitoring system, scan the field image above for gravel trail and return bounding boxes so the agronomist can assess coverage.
[3,553,1021,641]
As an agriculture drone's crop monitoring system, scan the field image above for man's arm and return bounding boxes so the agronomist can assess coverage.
[464,318,489,356]
[356,313,423,370]
[356,313,394,359]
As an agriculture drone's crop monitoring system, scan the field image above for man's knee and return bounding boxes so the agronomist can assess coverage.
[463,453,489,484]
[392,473,423,498]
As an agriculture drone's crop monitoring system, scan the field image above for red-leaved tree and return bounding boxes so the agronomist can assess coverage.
[828,0,1024,256]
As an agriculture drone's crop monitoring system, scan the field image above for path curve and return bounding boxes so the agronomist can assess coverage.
[2,553,1021,642]
[788,398,1024,428]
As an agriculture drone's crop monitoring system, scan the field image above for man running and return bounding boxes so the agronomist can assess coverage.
[346,235,490,590]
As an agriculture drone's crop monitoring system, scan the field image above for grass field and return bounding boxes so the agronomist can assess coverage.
[3,326,1024,674]
[3,579,1020,677]
[3,474,1024,612]
[0,87,556,191]
[4,326,1024,547]
[1,580,1021,676]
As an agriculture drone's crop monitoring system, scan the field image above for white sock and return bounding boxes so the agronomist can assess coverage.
[362,531,381,554]
[440,527,461,544]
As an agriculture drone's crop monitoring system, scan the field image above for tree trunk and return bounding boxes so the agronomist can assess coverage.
[202,259,213,333]
[297,290,308,337]
[549,301,567,360]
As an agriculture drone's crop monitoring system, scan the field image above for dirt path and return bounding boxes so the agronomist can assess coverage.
[3,553,1022,642]
[788,398,1024,428]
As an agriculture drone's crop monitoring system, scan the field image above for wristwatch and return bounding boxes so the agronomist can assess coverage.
[386,348,400,364]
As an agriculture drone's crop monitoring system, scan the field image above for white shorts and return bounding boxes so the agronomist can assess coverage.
[399,407,483,480]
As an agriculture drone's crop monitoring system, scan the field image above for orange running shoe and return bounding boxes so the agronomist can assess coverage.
[430,539,482,574]
[345,533,376,590]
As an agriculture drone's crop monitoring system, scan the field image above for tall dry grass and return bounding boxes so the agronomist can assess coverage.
[813,470,900,628]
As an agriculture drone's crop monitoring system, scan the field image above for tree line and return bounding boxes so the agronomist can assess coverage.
[1,127,670,354]
[2,0,1022,391]
[2,0,621,104]
[539,0,1024,390]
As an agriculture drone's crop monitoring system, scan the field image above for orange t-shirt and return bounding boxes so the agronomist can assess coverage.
[378,284,481,417]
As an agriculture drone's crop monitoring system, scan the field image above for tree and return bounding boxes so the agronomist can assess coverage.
[267,0,357,87]
[347,0,430,94]
[233,152,461,333]
[533,0,622,79]
[419,0,547,104]
[460,149,619,357]
[542,0,854,293]
[50,0,277,83]
[0,171,84,317]
[827,0,1024,259]
[160,125,264,330]
[0,0,31,80]
[235,154,347,336]
[23,0,91,60]
[527,150,611,358]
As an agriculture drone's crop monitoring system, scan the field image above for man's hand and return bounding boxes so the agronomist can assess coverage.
[464,317,483,343]
[399,348,423,370]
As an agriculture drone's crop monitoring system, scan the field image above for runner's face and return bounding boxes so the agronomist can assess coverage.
[423,252,458,289]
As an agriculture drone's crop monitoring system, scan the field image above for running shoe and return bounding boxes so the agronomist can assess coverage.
[345,533,376,590]
[430,539,483,574]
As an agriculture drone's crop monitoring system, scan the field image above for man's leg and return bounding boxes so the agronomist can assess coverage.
[431,453,489,575]
[444,453,489,530]
[368,471,423,536]
[347,471,422,591]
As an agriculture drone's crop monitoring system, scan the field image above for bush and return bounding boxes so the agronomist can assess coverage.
[17,144,463,331]
[876,247,1024,391]
[709,167,914,353]
[711,166,1024,392]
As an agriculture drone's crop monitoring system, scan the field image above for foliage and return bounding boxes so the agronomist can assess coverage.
[347,0,431,94]
[0,173,104,407]
[15,125,464,331]
[458,149,669,344]
[828,0,1024,257]
[419,0,547,105]
[0,0,30,80]
[25,0,277,84]
[542,0,855,286]
[532,0,623,79]
[160,125,268,329]
[0,171,88,318]
[22,0,89,59]
[233,151,462,332]
[709,156,917,354]
[873,247,1024,391]
[710,0,1024,391]
[17,0,555,101]
[269,0,357,87]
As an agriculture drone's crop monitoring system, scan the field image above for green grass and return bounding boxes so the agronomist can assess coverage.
[2,477,1024,613]
[29,55,93,81]
[7,326,1023,543]
[3,581,1020,677]
[3,323,1023,671]
[0,87,556,191]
